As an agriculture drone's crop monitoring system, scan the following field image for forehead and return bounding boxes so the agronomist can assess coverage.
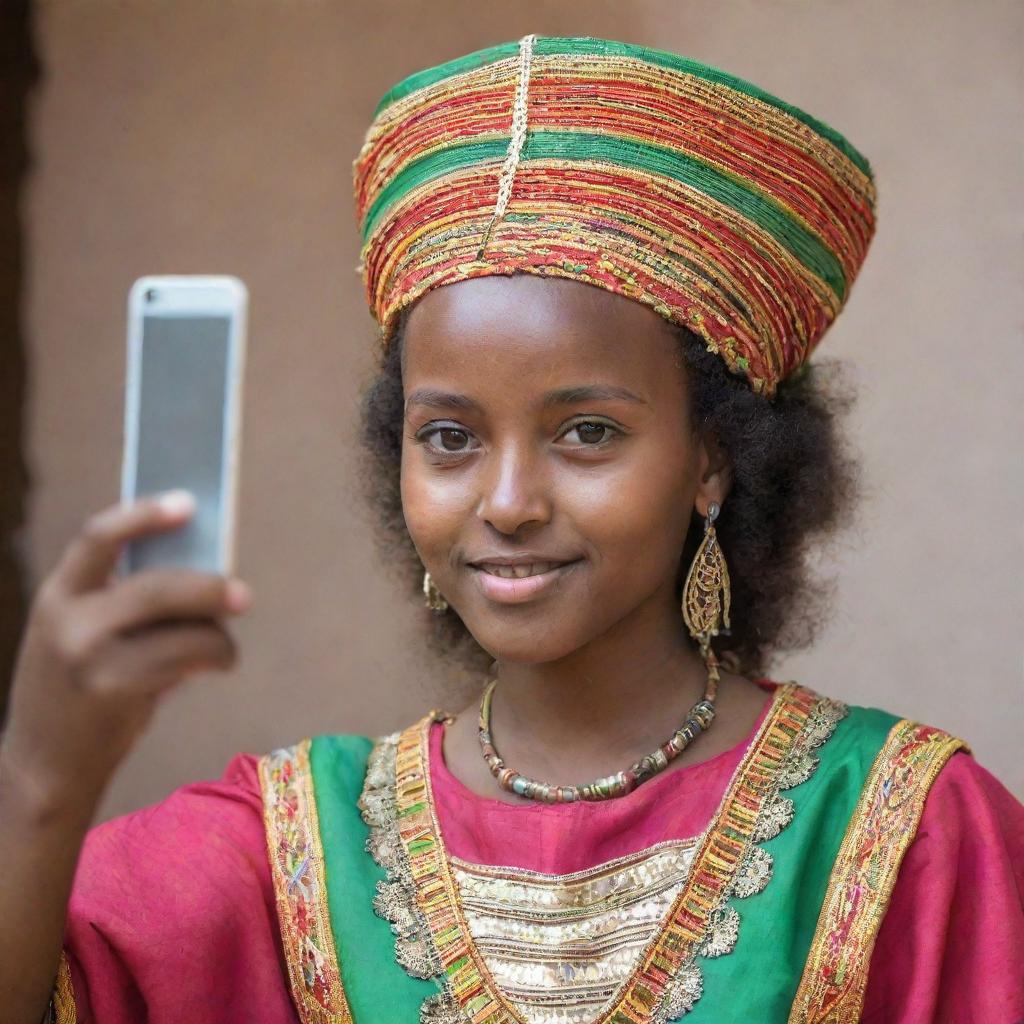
[401,275,684,393]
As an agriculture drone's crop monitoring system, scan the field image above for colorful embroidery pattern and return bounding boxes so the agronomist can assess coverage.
[259,741,354,1024]
[609,684,845,1023]
[395,717,514,1021]
[361,684,847,1023]
[47,951,76,1024]
[788,720,968,1024]
[353,36,877,396]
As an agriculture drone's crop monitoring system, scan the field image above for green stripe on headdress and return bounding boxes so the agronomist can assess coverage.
[355,34,878,396]
[373,36,873,180]
[362,132,847,300]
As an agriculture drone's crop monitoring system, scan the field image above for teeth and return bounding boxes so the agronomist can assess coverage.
[481,562,560,579]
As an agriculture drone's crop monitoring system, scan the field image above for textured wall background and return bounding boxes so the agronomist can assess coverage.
[22,0,1023,816]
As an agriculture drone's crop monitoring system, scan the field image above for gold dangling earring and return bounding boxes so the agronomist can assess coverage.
[681,501,731,692]
[423,569,449,612]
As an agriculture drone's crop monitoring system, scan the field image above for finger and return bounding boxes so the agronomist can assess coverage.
[74,569,251,640]
[87,621,238,697]
[54,491,197,595]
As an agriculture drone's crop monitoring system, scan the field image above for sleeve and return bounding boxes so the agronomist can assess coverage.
[56,754,299,1024]
[861,750,1024,1024]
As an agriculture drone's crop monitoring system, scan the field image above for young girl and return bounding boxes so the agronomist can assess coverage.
[2,35,1021,1024]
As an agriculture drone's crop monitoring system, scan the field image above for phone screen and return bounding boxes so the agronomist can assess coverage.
[125,312,232,573]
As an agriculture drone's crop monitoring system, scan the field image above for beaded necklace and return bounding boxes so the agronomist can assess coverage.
[477,660,719,802]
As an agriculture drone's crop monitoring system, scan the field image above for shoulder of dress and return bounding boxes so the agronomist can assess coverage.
[852,707,970,758]
[918,742,1021,812]
[255,715,440,760]
[89,751,268,836]
[255,726,431,810]
[75,755,274,905]
[783,681,969,747]
[255,732,379,764]
[776,683,973,796]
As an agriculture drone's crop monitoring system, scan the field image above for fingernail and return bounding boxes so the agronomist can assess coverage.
[226,579,252,612]
[156,490,196,517]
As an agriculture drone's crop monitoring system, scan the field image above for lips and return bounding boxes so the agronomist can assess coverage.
[475,561,568,579]
[468,558,582,604]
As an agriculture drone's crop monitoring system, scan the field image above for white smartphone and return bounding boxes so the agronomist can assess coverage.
[120,275,248,576]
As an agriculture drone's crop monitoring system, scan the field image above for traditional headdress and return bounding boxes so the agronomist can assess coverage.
[354,36,876,396]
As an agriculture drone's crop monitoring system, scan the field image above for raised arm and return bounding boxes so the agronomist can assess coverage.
[0,493,251,1024]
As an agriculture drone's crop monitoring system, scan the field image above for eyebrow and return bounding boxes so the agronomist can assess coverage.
[404,384,648,414]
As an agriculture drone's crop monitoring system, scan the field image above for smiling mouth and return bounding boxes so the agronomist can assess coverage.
[473,560,577,579]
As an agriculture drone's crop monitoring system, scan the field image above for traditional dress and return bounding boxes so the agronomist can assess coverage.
[53,679,1024,1023]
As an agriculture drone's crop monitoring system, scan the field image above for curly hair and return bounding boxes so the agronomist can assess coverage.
[357,292,861,678]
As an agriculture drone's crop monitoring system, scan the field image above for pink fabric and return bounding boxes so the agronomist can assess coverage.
[862,752,1024,1024]
[429,681,777,872]
[60,690,1024,1022]
[64,754,298,1024]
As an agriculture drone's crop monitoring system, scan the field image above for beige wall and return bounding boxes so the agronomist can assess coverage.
[24,0,1022,817]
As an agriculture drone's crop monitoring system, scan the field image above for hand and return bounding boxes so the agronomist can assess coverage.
[2,491,252,817]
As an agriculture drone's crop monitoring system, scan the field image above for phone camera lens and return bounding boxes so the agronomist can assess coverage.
[145,288,157,302]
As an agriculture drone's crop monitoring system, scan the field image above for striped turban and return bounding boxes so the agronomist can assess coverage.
[354,35,876,396]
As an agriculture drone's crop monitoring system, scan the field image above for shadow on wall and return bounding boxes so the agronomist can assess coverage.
[0,0,38,720]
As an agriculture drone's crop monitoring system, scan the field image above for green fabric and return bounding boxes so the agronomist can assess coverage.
[690,704,898,1020]
[308,703,900,1022]
[310,734,438,1021]
[360,131,848,301]
[372,36,873,180]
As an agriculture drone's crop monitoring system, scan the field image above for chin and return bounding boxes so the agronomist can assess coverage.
[461,617,594,667]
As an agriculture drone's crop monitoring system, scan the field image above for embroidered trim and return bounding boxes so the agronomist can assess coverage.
[386,716,516,1021]
[639,684,847,1022]
[787,720,968,1024]
[259,741,354,1024]
[47,951,76,1024]
[359,729,445,984]
[360,684,847,1024]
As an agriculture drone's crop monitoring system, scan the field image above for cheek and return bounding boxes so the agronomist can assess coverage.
[400,453,471,550]
[560,446,694,556]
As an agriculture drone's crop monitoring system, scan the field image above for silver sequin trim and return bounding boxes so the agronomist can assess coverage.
[358,732,450,1003]
[452,845,698,1023]
[752,793,796,842]
[654,962,704,1022]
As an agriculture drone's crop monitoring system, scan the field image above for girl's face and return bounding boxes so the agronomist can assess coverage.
[400,274,728,664]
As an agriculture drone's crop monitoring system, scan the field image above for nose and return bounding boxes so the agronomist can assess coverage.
[476,442,552,536]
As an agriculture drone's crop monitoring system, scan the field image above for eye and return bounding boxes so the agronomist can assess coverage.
[433,427,470,451]
[412,424,478,457]
[560,419,621,446]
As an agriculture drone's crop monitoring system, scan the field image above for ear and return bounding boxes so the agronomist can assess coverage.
[694,430,733,517]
